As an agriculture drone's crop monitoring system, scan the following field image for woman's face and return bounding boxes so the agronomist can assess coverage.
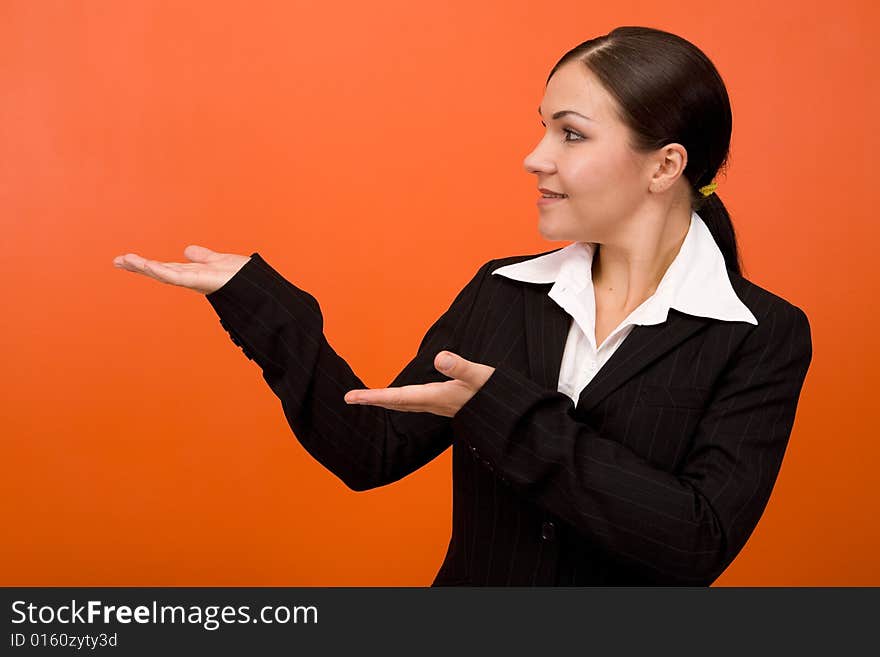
[523,61,656,243]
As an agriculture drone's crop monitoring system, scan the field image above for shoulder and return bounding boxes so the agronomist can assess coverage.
[726,271,812,371]
[728,270,810,329]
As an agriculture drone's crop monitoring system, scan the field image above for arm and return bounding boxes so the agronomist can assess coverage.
[206,253,493,492]
[451,304,813,584]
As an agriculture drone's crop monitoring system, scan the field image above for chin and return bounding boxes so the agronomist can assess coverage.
[537,221,574,243]
[538,229,573,243]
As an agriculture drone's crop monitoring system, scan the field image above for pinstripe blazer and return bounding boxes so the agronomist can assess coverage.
[205,248,812,586]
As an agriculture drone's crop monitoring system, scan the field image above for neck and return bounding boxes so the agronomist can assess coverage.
[591,203,692,313]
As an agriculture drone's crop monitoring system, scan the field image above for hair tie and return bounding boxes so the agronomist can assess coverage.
[699,181,717,197]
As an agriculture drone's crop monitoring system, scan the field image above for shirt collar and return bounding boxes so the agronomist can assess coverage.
[490,211,758,326]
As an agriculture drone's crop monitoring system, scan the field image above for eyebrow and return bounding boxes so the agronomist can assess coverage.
[538,107,595,122]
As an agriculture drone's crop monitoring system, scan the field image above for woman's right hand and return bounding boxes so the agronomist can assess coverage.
[112,245,251,295]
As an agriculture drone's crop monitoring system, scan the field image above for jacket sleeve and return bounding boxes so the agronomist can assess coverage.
[451,303,813,584]
[205,253,493,492]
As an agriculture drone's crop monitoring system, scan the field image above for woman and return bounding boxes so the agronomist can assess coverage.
[113,26,812,586]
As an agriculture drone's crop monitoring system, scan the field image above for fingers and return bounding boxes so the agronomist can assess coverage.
[113,243,220,273]
[183,244,218,263]
[112,253,191,288]
[435,351,475,383]
[113,253,151,273]
[435,351,456,374]
[344,382,444,411]
[434,351,496,389]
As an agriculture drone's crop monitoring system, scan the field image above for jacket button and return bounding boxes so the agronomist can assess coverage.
[481,458,494,472]
[470,445,479,459]
[541,521,556,541]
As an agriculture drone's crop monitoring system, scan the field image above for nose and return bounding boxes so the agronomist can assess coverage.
[523,143,555,176]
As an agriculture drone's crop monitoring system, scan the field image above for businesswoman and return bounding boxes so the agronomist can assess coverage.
[113,26,812,585]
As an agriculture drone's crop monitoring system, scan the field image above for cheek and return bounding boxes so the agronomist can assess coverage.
[565,160,624,199]
[563,151,640,222]
[563,149,624,193]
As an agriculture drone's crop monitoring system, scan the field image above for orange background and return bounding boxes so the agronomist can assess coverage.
[1,0,877,586]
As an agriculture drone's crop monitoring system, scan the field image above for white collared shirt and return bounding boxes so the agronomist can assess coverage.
[490,211,758,406]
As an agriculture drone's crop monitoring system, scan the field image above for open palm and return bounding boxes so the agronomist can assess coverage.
[112,245,250,295]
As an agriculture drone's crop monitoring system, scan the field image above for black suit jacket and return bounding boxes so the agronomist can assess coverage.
[205,249,812,586]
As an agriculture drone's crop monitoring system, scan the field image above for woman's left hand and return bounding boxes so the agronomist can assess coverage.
[343,352,495,417]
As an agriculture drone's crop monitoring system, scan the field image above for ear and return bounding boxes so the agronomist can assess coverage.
[648,143,688,194]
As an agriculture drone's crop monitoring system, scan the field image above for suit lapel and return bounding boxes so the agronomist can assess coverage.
[522,284,711,412]
[575,310,709,412]
[523,283,571,390]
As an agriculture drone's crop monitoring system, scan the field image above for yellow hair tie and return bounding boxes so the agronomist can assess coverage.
[699,181,717,197]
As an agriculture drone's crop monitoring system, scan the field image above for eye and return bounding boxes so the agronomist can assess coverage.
[540,122,584,143]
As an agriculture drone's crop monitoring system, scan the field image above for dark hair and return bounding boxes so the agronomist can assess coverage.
[548,26,744,277]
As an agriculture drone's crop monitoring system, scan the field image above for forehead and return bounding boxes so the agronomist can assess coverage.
[540,62,617,124]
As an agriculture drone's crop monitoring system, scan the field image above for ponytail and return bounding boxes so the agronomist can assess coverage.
[694,191,744,277]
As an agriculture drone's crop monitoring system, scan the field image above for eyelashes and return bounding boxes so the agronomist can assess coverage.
[540,122,585,143]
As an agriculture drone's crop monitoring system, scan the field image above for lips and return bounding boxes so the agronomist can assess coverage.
[538,187,567,197]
